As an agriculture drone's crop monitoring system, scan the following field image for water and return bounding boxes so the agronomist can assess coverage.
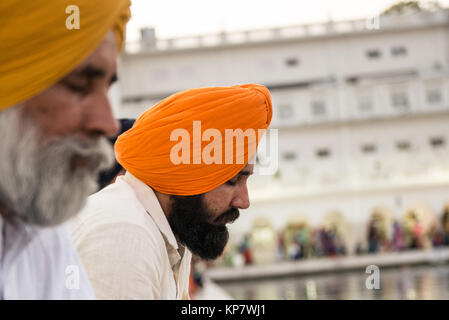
[218,264,449,299]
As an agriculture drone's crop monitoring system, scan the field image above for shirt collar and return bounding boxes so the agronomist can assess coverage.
[122,172,180,252]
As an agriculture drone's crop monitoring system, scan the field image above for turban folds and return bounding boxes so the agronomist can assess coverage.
[0,0,131,111]
[115,84,273,196]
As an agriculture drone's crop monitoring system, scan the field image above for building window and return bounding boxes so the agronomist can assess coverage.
[391,46,407,57]
[283,152,297,161]
[396,141,411,151]
[279,104,294,119]
[366,49,381,59]
[361,143,377,154]
[430,137,445,148]
[311,100,326,116]
[285,57,300,67]
[358,96,373,112]
[316,148,331,159]
[391,92,409,110]
[426,88,442,105]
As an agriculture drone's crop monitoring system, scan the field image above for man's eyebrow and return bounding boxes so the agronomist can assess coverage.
[76,65,106,79]
[238,170,254,176]
[70,64,117,85]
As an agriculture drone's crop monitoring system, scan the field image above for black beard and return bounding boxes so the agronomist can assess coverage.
[168,194,239,260]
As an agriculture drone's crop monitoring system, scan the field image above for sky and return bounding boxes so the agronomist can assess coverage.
[126,0,449,42]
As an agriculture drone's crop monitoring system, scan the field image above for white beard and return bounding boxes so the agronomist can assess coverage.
[0,106,115,226]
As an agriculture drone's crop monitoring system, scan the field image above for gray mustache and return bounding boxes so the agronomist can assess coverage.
[41,136,115,173]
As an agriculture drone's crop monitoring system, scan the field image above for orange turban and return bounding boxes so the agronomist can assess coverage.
[0,0,131,111]
[115,84,273,196]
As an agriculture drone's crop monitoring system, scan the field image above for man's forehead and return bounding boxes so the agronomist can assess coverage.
[71,31,118,77]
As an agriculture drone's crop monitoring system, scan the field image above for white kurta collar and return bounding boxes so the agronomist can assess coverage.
[122,172,182,267]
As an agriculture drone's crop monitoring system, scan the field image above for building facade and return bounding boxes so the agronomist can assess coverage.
[116,9,449,253]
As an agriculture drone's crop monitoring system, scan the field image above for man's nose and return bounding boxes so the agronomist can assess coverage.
[231,184,250,210]
[83,90,119,138]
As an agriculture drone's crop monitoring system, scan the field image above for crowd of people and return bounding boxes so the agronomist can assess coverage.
[214,223,348,268]
[277,226,347,261]
[211,205,449,269]
[361,206,449,254]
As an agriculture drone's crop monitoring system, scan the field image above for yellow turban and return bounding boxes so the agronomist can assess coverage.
[0,0,131,111]
[115,84,273,196]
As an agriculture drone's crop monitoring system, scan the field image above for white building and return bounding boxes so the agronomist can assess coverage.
[116,8,449,253]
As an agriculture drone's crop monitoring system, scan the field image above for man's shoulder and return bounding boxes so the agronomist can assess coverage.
[73,178,148,226]
[68,178,165,248]
[90,177,142,211]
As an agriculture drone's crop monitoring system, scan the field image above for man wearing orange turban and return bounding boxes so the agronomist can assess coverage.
[69,84,273,299]
[0,1,130,299]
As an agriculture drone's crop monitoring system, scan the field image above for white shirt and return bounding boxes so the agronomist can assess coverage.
[68,172,192,300]
[0,216,95,299]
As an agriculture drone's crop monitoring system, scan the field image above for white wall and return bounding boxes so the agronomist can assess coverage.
[115,12,449,249]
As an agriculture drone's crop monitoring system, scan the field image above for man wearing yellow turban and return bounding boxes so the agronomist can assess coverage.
[0,1,131,299]
[69,84,273,299]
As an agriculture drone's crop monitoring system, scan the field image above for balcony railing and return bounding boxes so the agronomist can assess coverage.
[125,9,449,54]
